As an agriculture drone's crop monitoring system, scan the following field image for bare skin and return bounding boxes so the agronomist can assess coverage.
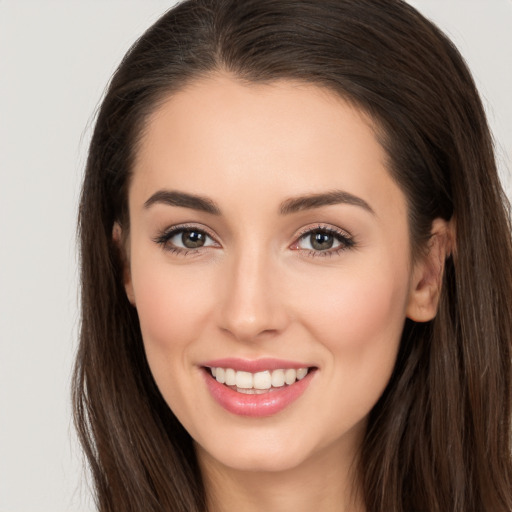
[198,426,364,512]
[118,74,450,511]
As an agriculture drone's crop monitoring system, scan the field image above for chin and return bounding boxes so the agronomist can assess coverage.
[195,429,323,474]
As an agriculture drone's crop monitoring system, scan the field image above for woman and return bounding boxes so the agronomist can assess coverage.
[73,0,512,510]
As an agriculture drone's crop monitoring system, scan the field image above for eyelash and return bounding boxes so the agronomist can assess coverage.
[152,224,218,256]
[153,223,355,257]
[293,224,355,257]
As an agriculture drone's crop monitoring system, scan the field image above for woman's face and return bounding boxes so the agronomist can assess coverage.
[122,75,427,474]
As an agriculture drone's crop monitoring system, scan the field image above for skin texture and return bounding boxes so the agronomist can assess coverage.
[119,75,449,511]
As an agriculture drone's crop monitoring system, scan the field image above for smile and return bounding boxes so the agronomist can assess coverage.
[209,367,309,394]
[201,359,317,417]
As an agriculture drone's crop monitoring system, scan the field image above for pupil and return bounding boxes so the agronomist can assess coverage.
[182,230,205,248]
[311,231,333,250]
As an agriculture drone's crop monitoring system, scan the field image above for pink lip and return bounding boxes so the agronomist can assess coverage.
[201,357,312,372]
[201,365,316,418]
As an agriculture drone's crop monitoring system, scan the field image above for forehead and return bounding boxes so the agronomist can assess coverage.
[130,74,405,222]
[136,75,381,163]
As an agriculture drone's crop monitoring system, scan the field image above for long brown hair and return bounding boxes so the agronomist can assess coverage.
[74,1,512,510]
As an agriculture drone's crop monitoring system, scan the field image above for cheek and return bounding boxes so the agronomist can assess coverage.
[292,262,409,407]
[297,264,409,345]
[305,272,409,441]
[129,255,214,361]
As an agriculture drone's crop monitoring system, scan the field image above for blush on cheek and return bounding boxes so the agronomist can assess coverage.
[304,272,407,349]
[132,266,209,352]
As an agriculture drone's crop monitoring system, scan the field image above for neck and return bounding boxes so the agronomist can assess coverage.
[196,437,365,512]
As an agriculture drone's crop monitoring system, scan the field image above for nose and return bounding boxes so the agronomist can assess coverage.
[217,247,289,343]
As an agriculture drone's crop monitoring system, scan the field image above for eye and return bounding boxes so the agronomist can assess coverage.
[154,226,218,252]
[292,226,354,255]
[171,229,214,249]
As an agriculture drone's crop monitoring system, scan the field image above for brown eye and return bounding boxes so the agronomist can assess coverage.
[155,226,218,252]
[181,229,207,248]
[310,231,335,251]
[294,227,354,254]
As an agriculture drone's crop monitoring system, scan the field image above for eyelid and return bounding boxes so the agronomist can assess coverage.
[294,223,352,241]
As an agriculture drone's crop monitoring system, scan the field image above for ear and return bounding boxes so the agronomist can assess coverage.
[112,222,136,305]
[406,218,455,322]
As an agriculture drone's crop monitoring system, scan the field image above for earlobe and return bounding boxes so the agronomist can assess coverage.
[406,218,455,322]
[112,222,136,305]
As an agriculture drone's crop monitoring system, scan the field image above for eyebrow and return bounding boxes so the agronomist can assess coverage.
[144,190,221,215]
[143,189,374,216]
[279,190,375,215]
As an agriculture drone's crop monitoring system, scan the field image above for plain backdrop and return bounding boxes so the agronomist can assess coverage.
[0,1,511,511]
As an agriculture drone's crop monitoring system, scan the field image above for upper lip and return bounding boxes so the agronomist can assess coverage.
[200,357,315,373]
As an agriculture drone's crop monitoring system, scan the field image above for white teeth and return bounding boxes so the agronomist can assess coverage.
[235,371,253,389]
[236,387,269,395]
[209,366,310,391]
[215,367,225,384]
[271,369,285,387]
[297,367,308,380]
[225,368,236,386]
[253,371,272,390]
[284,369,296,385]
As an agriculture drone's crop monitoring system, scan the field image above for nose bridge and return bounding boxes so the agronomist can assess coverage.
[218,243,286,341]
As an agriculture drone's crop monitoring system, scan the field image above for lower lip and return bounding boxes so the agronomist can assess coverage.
[202,368,315,417]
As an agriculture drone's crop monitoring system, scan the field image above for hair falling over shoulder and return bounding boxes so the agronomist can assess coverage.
[73,1,512,510]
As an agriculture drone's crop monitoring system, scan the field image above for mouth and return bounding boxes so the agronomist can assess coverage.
[200,359,317,417]
[206,366,312,394]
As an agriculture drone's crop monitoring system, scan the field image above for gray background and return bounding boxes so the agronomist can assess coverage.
[1,1,511,510]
